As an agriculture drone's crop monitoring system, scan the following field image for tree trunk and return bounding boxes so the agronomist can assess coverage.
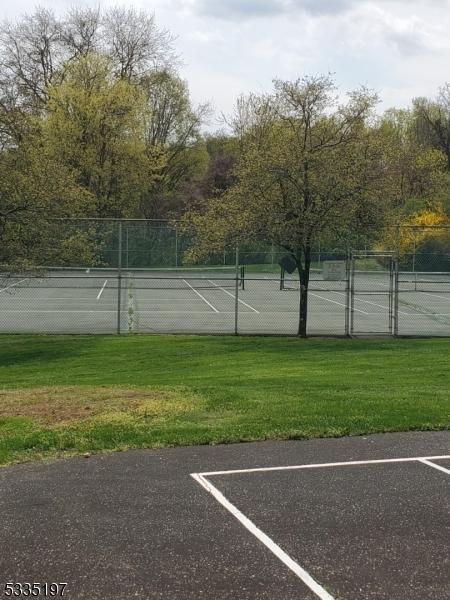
[297,243,311,337]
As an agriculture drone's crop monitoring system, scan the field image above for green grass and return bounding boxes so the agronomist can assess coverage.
[0,335,448,466]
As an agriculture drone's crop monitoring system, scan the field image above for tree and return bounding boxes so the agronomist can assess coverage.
[138,70,209,218]
[60,7,101,60]
[0,6,177,113]
[0,130,93,267]
[377,108,447,211]
[0,7,63,111]
[44,53,165,217]
[102,8,176,81]
[184,75,388,336]
[413,85,450,170]
[377,208,449,271]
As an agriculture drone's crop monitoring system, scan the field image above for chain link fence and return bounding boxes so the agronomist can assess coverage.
[1,219,449,336]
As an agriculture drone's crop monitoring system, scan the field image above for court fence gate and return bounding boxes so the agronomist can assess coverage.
[349,251,399,337]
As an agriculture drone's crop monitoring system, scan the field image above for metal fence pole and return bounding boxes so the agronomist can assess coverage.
[117,221,123,335]
[388,256,394,335]
[345,255,351,336]
[234,244,239,335]
[393,254,399,336]
[350,253,355,336]
[175,225,178,267]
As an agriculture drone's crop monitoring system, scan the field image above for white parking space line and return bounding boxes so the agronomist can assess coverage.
[207,280,260,314]
[309,292,369,314]
[193,454,450,597]
[182,279,219,313]
[196,455,450,477]
[192,473,334,600]
[418,459,450,475]
[0,278,29,293]
[96,280,108,300]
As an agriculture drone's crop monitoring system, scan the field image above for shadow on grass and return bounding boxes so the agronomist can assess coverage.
[0,335,104,367]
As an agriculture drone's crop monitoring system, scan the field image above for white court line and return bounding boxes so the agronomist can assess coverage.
[330,290,409,316]
[309,291,369,314]
[418,459,450,475]
[410,290,450,302]
[0,309,117,313]
[96,280,108,300]
[208,280,260,314]
[191,473,334,600]
[132,310,229,314]
[0,278,28,293]
[0,297,115,302]
[182,279,219,313]
[364,278,450,302]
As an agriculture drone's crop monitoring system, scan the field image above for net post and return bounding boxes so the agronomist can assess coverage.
[117,221,123,335]
[280,267,285,291]
[234,244,239,335]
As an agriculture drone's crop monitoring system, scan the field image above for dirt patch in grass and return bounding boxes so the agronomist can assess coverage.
[0,386,199,425]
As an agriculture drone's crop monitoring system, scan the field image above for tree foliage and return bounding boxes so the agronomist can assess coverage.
[185,76,389,335]
[44,53,164,217]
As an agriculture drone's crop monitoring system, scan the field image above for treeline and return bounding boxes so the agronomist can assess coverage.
[0,6,214,265]
[0,6,449,275]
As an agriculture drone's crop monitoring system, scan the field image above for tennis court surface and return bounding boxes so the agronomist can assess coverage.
[0,267,449,336]
[0,432,448,599]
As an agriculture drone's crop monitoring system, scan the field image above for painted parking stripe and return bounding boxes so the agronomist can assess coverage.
[192,473,334,600]
[196,455,450,477]
[418,459,450,475]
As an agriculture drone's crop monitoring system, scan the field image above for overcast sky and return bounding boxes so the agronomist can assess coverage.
[2,0,450,129]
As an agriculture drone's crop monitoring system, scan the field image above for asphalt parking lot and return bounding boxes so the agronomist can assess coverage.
[0,431,449,599]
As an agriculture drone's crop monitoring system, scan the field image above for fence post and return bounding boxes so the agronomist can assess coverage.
[350,252,355,336]
[117,221,123,335]
[234,244,239,335]
[175,225,178,267]
[388,256,394,335]
[345,254,351,336]
[393,253,399,336]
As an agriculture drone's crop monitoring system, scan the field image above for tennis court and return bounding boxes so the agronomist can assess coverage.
[0,267,449,336]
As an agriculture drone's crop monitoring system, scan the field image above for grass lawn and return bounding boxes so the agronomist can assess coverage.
[0,335,448,466]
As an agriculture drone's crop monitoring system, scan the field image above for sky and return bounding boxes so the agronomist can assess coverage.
[2,0,450,130]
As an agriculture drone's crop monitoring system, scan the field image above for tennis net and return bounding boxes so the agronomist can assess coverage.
[279,269,450,294]
[0,266,245,291]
